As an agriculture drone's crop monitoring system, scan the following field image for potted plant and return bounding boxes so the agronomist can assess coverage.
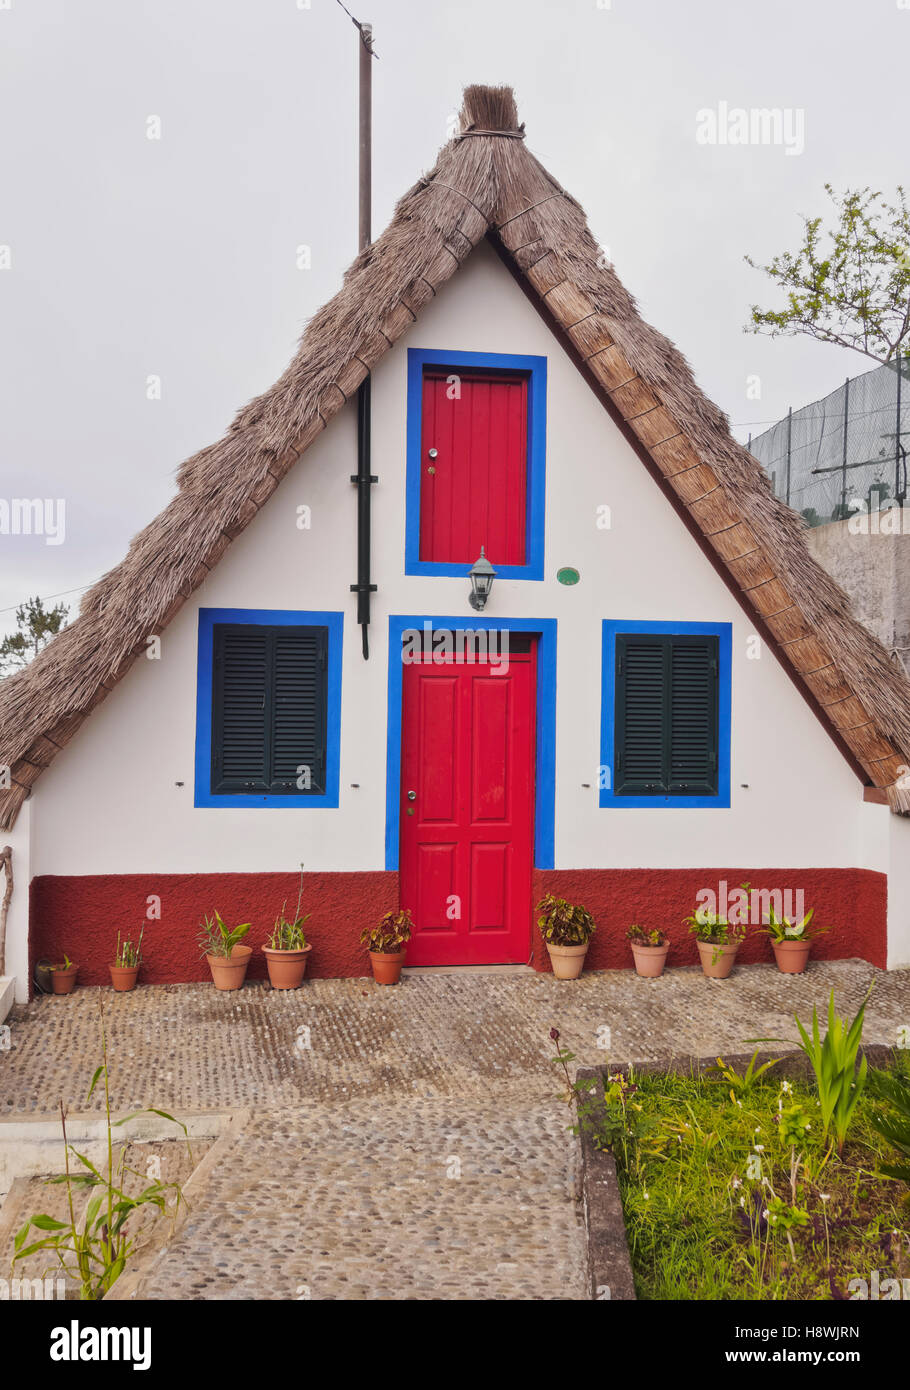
[49,953,78,995]
[198,911,252,991]
[262,875,312,990]
[110,928,144,992]
[761,905,827,974]
[360,908,413,985]
[626,924,670,978]
[684,904,745,979]
[537,894,596,979]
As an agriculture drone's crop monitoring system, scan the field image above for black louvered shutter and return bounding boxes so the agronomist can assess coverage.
[614,633,718,796]
[212,624,328,796]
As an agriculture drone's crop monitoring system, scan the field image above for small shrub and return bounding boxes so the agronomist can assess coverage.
[197,911,250,960]
[683,904,744,947]
[537,894,596,947]
[113,929,143,968]
[361,908,413,954]
[626,924,666,947]
[760,905,828,944]
[755,988,871,1156]
[267,869,310,950]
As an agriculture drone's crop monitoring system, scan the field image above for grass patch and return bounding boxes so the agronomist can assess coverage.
[591,1057,910,1301]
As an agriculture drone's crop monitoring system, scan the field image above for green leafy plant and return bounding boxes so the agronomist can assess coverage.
[706,1050,780,1097]
[11,1002,189,1300]
[754,989,871,1157]
[683,904,744,946]
[746,184,910,365]
[361,908,413,954]
[196,911,250,960]
[626,924,666,947]
[51,954,74,972]
[537,894,596,947]
[760,905,829,944]
[869,1066,910,1196]
[777,1101,812,1149]
[267,868,310,950]
[113,928,144,969]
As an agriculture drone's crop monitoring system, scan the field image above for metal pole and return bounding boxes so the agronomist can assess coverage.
[351,20,376,658]
[897,351,905,507]
[358,23,372,252]
[840,376,850,515]
[785,406,792,507]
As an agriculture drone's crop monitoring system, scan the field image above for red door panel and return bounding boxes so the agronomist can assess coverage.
[419,371,528,566]
[400,643,535,966]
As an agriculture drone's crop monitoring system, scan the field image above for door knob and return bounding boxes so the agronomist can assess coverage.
[407,790,416,801]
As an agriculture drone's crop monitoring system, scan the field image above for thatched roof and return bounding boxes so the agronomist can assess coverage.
[3,84,910,827]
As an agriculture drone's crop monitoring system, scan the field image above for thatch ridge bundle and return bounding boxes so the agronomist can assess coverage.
[2,83,910,827]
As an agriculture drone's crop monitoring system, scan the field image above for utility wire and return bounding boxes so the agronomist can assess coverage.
[333,0,378,55]
[0,583,92,618]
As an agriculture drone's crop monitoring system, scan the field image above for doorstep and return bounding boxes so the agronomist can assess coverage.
[400,963,537,977]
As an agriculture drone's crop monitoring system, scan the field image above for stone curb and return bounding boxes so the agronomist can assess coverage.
[105,1108,251,1302]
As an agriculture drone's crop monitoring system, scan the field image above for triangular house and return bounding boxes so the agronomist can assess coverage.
[2,86,909,999]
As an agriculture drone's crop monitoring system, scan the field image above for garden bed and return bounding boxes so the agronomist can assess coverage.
[577,1046,909,1301]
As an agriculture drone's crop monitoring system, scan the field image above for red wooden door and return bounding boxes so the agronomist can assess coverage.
[399,642,536,966]
[419,370,528,565]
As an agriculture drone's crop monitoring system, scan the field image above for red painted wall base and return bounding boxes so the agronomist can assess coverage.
[30,872,400,988]
[29,865,886,989]
[531,869,887,971]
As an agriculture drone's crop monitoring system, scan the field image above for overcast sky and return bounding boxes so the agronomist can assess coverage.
[1,0,907,637]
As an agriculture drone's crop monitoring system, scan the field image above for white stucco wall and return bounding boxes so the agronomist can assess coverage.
[27,240,872,887]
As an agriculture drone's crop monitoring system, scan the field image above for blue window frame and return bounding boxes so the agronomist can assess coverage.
[599,619,732,809]
[405,348,547,580]
[194,607,343,808]
[384,615,557,869]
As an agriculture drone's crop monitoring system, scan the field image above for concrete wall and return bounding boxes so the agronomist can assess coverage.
[806,512,910,673]
[11,240,894,992]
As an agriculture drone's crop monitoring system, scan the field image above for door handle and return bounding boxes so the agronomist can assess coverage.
[406,790,416,801]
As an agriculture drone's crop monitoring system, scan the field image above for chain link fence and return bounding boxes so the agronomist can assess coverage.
[748,357,910,526]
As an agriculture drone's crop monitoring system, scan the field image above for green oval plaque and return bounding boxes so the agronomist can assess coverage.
[556,567,580,586]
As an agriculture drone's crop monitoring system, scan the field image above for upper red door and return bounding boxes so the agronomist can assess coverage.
[399,642,536,966]
[419,369,528,566]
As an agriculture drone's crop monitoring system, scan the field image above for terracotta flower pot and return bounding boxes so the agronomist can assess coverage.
[50,965,78,995]
[695,938,740,979]
[772,938,812,974]
[206,943,253,991]
[262,943,312,989]
[630,942,670,978]
[546,942,589,980]
[109,964,140,992]
[369,948,406,985]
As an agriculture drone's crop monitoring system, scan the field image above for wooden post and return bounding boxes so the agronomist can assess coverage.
[0,846,13,979]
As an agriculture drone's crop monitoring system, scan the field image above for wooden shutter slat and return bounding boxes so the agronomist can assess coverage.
[668,638,718,793]
[615,633,719,797]
[212,624,329,796]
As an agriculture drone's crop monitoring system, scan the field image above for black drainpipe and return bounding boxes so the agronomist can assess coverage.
[350,377,377,658]
[349,21,376,659]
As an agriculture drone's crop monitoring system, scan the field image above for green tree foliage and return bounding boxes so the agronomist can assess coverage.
[0,595,68,675]
[746,185,910,364]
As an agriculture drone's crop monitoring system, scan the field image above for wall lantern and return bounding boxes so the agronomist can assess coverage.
[468,546,496,611]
